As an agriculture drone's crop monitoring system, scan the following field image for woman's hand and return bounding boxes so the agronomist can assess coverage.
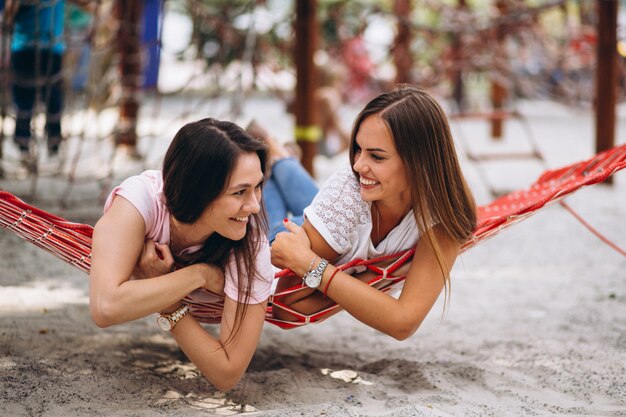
[197,263,226,295]
[133,239,175,279]
[271,220,315,276]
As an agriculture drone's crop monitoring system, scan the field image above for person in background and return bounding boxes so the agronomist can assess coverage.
[315,61,351,156]
[6,0,66,160]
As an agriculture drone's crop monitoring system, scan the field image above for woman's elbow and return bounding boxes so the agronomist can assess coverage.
[89,299,118,328]
[212,378,239,393]
[206,369,244,392]
[390,328,415,341]
[388,319,422,341]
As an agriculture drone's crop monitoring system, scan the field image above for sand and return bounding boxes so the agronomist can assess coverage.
[1,99,625,416]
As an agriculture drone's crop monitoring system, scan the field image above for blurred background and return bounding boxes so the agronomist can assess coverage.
[0,0,624,213]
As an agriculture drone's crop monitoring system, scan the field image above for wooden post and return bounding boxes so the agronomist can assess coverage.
[579,0,595,26]
[490,0,507,139]
[393,0,413,85]
[115,0,143,154]
[451,0,467,112]
[294,0,319,176]
[594,0,617,187]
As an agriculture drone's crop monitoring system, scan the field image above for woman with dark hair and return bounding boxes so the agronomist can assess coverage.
[260,85,476,340]
[89,118,273,391]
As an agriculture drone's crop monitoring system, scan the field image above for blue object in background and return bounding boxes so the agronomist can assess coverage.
[67,3,92,90]
[142,0,161,89]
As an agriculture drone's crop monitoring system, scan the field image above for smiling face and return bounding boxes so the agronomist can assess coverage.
[352,115,411,210]
[195,152,264,241]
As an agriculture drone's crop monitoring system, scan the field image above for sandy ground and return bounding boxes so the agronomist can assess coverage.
[1,98,625,416]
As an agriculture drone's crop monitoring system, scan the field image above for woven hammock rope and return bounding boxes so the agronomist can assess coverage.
[1,143,625,329]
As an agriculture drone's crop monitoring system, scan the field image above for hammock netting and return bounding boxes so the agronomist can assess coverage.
[1,143,624,329]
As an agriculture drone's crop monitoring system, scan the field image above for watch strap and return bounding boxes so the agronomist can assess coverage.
[303,257,329,288]
[159,304,189,331]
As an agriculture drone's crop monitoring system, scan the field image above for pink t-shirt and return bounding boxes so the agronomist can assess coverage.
[104,170,274,322]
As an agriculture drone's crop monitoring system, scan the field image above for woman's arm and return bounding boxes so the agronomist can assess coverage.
[132,240,226,297]
[272,221,460,340]
[168,297,268,391]
[89,197,214,327]
[272,219,339,304]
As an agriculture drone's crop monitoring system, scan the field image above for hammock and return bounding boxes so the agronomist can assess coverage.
[1,143,625,329]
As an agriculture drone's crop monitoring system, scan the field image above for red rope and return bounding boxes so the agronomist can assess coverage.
[1,142,625,329]
[559,200,626,258]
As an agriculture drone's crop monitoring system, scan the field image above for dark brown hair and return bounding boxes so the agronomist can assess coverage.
[162,118,269,342]
[349,85,476,300]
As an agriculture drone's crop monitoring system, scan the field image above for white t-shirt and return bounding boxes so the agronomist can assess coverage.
[104,170,274,322]
[303,165,420,266]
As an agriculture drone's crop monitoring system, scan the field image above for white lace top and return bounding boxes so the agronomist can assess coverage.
[303,165,420,265]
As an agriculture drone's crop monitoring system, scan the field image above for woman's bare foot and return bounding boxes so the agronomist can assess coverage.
[246,119,301,161]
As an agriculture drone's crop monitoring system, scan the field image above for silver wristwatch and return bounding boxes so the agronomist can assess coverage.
[303,258,329,289]
[157,304,189,331]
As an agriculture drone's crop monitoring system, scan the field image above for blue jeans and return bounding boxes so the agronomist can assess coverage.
[11,48,64,150]
[263,157,318,242]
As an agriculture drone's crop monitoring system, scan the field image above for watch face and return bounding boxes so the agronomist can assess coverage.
[157,315,172,331]
[305,273,322,288]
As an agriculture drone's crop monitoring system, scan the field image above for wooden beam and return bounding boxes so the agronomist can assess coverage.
[393,0,413,85]
[594,0,617,165]
[294,0,319,176]
[115,0,143,154]
[451,0,467,112]
[490,0,508,139]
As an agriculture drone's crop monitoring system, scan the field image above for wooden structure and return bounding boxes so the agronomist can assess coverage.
[595,0,618,183]
[115,0,143,154]
[393,0,414,85]
[294,0,319,176]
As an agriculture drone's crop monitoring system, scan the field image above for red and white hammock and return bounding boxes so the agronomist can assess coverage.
[1,143,625,329]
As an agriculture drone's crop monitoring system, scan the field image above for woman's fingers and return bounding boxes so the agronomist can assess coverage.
[271,226,313,273]
[157,243,173,260]
[156,243,175,270]
[201,263,225,295]
[283,218,304,235]
[135,240,175,278]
